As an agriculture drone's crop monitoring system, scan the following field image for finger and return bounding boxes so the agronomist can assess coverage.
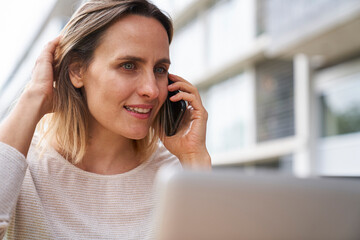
[168,73,207,117]
[170,91,204,112]
[168,81,198,95]
[168,74,202,102]
[45,35,61,53]
[32,37,61,84]
[36,36,61,64]
[169,81,205,109]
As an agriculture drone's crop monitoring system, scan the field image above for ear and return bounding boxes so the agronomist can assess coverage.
[69,61,84,88]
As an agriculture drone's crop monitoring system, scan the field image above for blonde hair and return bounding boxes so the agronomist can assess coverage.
[38,0,173,164]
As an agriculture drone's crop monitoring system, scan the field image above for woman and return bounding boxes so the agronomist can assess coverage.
[0,0,211,239]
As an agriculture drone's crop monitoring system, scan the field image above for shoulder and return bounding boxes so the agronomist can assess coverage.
[26,133,60,167]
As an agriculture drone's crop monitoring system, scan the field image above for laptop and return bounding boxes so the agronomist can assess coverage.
[152,168,360,240]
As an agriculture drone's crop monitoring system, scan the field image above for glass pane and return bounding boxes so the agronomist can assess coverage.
[207,0,255,68]
[202,72,253,155]
[170,17,206,82]
[266,0,358,36]
[321,73,360,137]
[256,60,294,142]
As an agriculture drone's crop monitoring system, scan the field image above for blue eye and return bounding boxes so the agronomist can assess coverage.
[154,67,166,74]
[122,63,135,70]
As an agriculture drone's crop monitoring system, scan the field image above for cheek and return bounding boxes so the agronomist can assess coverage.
[159,82,168,105]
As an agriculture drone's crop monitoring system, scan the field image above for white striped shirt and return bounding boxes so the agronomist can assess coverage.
[0,138,181,239]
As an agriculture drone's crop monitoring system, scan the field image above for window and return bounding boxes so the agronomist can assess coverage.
[266,0,358,37]
[170,16,206,81]
[316,58,360,176]
[319,66,360,137]
[256,60,294,142]
[202,72,254,155]
[207,0,255,68]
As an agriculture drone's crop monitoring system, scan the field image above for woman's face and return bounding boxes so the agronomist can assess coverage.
[80,15,170,140]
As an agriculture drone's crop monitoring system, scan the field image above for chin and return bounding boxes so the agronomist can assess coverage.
[125,129,150,140]
[130,135,148,140]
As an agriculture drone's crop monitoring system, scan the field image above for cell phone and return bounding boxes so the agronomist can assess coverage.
[162,78,187,136]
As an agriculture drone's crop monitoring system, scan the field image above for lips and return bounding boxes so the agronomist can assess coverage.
[124,106,151,114]
[124,105,153,119]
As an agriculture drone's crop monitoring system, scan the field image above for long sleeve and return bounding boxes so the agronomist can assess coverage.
[0,142,28,238]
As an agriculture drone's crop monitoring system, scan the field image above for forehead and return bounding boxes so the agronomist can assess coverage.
[94,14,170,58]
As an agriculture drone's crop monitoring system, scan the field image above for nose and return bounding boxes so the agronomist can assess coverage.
[137,71,160,100]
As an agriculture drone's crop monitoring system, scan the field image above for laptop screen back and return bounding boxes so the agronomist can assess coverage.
[153,169,360,240]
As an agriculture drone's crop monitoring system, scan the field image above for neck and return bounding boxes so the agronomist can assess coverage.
[78,134,141,175]
[54,129,142,175]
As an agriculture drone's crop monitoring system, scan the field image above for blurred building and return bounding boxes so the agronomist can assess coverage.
[1,0,360,177]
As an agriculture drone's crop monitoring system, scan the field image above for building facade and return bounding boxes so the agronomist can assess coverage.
[1,0,360,176]
[159,0,360,176]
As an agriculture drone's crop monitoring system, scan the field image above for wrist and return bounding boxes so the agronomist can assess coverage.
[20,89,50,120]
[179,150,212,171]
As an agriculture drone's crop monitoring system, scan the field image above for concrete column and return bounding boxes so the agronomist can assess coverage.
[293,54,316,177]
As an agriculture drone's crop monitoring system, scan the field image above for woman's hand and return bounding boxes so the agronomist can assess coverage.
[25,35,61,116]
[162,74,211,170]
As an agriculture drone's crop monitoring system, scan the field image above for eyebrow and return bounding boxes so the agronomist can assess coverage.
[116,55,171,65]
